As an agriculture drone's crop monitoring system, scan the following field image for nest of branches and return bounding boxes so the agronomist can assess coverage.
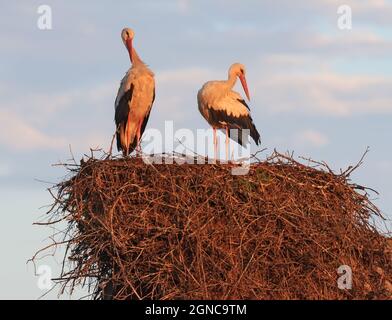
[34,151,392,300]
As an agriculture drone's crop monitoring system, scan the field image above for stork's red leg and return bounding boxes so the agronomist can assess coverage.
[225,127,229,162]
[122,128,127,157]
[125,113,132,156]
[136,120,142,155]
[213,127,217,161]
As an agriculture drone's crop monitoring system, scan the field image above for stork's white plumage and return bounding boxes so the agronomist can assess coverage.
[115,28,155,156]
[198,63,261,160]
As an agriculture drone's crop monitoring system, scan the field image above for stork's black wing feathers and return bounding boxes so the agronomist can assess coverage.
[115,84,134,152]
[115,84,134,125]
[207,107,261,146]
[116,130,122,152]
[152,87,156,105]
[237,99,250,111]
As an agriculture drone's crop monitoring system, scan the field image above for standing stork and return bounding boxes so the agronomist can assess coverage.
[197,63,261,160]
[115,28,155,156]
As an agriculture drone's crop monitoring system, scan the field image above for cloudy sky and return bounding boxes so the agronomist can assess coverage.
[1,0,391,299]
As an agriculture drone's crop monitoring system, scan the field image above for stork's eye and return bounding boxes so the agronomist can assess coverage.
[240,69,244,74]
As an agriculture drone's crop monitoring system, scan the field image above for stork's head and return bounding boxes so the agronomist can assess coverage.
[121,28,135,62]
[229,63,250,101]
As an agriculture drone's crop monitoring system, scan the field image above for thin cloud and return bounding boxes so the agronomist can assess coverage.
[254,54,392,117]
[271,129,330,150]
[0,109,113,153]
[0,110,67,151]
[1,81,116,123]
[295,129,329,148]
[0,81,116,152]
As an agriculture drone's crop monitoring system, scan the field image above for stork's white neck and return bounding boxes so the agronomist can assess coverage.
[226,71,238,89]
[130,46,143,65]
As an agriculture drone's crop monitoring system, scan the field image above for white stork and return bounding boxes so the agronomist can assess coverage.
[115,28,155,156]
[197,63,261,160]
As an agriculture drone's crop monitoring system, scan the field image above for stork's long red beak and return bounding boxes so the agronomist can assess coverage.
[239,74,250,101]
[126,38,133,63]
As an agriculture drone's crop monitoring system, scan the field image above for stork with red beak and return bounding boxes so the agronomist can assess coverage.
[115,28,155,156]
[197,63,261,160]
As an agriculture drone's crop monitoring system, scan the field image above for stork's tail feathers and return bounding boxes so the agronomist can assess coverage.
[227,116,261,146]
[249,121,261,146]
[116,122,138,156]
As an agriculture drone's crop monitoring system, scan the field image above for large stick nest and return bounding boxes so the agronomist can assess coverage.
[35,151,392,299]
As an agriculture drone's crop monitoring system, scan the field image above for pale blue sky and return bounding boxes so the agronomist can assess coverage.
[0,0,391,299]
